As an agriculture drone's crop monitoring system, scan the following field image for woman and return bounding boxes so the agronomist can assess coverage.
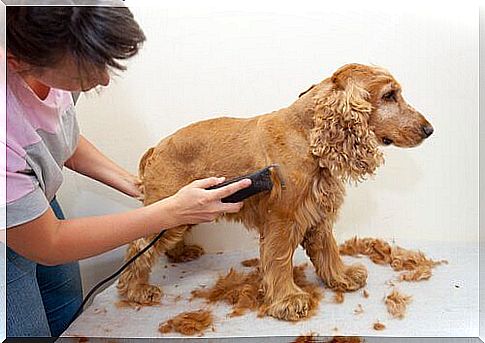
[5,6,251,337]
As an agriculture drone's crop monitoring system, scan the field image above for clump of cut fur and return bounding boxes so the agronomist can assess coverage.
[158,309,213,336]
[191,266,262,317]
[398,266,432,281]
[241,258,260,268]
[373,321,386,331]
[353,304,364,315]
[115,300,141,311]
[292,332,318,343]
[339,237,446,281]
[334,291,345,303]
[385,289,412,319]
[192,263,322,320]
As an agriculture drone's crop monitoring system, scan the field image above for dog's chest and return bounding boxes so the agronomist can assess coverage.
[278,168,345,227]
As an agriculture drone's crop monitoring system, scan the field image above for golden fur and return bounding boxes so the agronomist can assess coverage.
[191,262,322,320]
[117,64,433,321]
[339,236,447,281]
[385,289,412,319]
[158,309,213,336]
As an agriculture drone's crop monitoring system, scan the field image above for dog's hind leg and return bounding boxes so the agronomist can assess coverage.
[259,217,311,321]
[302,223,367,292]
[117,226,188,305]
[165,237,205,263]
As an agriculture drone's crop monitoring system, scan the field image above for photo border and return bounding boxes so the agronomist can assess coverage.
[1,1,482,342]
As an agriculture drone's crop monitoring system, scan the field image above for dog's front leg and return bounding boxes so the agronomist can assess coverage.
[260,217,311,321]
[302,223,367,292]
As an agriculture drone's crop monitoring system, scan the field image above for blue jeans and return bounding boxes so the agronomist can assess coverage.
[7,198,83,337]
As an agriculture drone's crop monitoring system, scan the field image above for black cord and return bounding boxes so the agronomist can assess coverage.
[70,230,166,325]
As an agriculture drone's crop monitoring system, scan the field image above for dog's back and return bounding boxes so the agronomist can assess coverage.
[139,115,270,206]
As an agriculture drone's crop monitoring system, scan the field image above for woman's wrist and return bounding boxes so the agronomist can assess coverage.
[137,176,251,236]
[143,197,180,234]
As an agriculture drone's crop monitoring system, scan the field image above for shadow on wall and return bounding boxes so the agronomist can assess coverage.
[60,82,154,217]
[336,147,424,241]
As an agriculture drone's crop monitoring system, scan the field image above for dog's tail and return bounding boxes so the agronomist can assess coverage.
[139,147,155,180]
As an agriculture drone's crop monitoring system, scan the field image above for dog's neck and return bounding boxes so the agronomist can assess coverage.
[281,81,330,142]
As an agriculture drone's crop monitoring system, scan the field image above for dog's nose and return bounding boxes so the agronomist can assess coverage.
[422,125,434,138]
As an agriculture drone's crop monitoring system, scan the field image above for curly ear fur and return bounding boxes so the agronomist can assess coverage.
[310,79,384,182]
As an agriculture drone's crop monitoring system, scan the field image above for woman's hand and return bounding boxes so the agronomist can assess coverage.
[119,174,144,201]
[161,177,252,227]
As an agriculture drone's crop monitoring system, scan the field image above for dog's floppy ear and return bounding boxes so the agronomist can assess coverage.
[309,66,384,182]
[298,84,316,98]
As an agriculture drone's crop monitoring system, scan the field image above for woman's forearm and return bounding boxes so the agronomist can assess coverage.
[8,198,178,266]
[7,177,251,266]
[49,200,177,265]
[65,135,142,198]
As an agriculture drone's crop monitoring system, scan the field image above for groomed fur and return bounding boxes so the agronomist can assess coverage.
[117,64,433,321]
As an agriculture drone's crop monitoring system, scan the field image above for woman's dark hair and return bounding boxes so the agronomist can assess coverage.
[6,6,146,73]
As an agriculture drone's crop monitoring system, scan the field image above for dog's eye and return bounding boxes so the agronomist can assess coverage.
[382,90,396,101]
[382,137,393,145]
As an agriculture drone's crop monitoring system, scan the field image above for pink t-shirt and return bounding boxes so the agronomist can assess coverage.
[6,69,79,228]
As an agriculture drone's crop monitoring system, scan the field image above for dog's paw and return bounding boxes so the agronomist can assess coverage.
[166,244,205,263]
[266,292,312,321]
[126,284,163,305]
[327,263,368,292]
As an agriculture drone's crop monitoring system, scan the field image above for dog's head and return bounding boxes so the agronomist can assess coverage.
[331,64,433,147]
[309,63,433,182]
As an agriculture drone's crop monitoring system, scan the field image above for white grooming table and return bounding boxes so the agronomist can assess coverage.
[61,240,478,340]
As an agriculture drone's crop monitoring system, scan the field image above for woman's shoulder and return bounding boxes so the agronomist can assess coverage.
[7,70,76,148]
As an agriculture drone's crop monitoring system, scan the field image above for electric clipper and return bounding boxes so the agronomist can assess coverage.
[207,164,285,203]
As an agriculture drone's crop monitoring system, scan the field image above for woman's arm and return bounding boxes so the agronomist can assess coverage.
[65,135,143,199]
[7,177,251,266]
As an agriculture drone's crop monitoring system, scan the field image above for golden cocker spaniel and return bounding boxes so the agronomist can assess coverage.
[117,63,433,321]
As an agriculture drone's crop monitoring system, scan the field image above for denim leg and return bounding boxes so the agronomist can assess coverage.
[7,198,83,337]
[37,197,83,337]
[6,246,51,337]
[36,262,83,337]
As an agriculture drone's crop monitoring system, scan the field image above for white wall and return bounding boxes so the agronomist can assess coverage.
[56,2,479,291]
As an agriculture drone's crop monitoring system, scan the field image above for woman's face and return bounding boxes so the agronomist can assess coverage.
[8,53,111,92]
